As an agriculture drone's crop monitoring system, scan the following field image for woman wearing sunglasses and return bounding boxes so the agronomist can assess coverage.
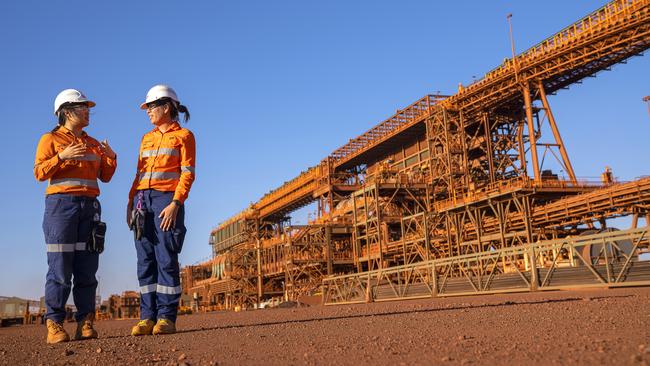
[127,85,195,336]
[34,89,117,343]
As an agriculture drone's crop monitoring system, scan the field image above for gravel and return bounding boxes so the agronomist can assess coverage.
[1,287,649,365]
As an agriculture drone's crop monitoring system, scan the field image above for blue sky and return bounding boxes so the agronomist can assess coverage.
[1,0,648,301]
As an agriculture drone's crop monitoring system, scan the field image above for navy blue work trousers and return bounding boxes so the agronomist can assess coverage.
[133,190,186,322]
[42,194,101,323]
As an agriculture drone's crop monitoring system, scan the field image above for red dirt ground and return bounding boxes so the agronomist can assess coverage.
[1,287,649,365]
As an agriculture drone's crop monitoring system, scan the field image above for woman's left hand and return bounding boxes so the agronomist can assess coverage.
[159,202,179,231]
[100,139,117,159]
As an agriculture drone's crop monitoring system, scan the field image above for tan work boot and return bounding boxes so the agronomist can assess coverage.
[75,314,98,340]
[152,318,176,335]
[46,319,70,344]
[131,319,155,336]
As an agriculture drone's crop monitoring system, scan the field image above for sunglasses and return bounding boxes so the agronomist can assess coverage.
[66,104,89,111]
[146,100,169,111]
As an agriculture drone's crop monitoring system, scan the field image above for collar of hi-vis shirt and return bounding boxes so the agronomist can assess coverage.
[54,126,103,155]
[150,121,181,135]
[57,125,89,141]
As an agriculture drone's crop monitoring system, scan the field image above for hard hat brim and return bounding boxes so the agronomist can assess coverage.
[54,100,96,115]
[139,99,179,110]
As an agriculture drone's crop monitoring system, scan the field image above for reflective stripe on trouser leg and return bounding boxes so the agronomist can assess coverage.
[150,190,186,322]
[43,195,100,323]
[134,192,158,321]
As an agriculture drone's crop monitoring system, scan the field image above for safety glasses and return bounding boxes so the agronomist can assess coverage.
[146,100,168,111]
[66,104,89,112]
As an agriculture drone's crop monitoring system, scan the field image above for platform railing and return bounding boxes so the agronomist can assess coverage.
[323,226,650,305]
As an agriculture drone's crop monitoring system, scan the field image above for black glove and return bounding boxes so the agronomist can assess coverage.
[130,207,145,241]
[87,222,107,254]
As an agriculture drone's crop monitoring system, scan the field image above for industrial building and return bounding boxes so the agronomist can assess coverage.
[182,0,650,309]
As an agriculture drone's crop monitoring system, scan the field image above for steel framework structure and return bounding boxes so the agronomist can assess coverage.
[182,0,650,310]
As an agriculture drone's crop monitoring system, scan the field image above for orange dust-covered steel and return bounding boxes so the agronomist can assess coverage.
[187,0,650,310]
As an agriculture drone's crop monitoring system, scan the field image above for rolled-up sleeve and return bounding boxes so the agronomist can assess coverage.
[99,154,117,183]
[34,134,62,181]
[173,131,196,204]
[128,137,145,205]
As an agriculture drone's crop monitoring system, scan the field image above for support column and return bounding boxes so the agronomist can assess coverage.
[482,113,496,183]
[325,225,333,275]
[375,185,384,269]
[523,197,538,290]
[255,224,263,305]
[523,81,541,181]
[517,120,527,178]
[537,80,577,184]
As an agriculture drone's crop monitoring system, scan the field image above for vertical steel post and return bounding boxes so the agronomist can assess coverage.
[443,109,456,199]
[523,197,538,290]
[423,212,431,262]
[352,191,362,272]
[507,14,519,83]
[284,228,291,301]
[483,113,496,182]
[517,119,528,177]
[326,225,333,275]
[523,81,541,181]
[255,222,263,305]
[459,110,470,189]
[375,185,383,269]
[401,215,407,264]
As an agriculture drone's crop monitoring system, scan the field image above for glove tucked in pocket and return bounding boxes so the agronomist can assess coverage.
[87,221,107,253]
[130,207,145,241]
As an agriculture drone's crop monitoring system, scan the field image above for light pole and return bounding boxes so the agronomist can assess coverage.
[507,13,519,82]
[643,96,650,118]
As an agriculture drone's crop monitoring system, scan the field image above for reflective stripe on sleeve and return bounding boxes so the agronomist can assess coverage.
[181,166,195,174]
[141,148,179,158]
[139,172,181,181]
[75,242,86,251]
[140,284,158,294]
[49,178,99,188]
[156,284,182,295]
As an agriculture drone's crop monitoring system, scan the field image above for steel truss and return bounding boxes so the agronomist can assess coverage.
[323,227,650,304]
[183,0,650,310]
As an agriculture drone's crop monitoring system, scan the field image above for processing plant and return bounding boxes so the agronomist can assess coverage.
[182,0,650,309]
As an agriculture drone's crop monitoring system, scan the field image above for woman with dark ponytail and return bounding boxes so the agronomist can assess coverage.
[127,85,196,336]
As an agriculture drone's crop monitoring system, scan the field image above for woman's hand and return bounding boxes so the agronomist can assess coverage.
[159,202,179,231]
[58,142,87,160]
[100,139,117,159]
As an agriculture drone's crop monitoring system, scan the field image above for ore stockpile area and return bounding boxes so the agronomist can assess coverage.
[1,287,649,365]
[182,0,650,311]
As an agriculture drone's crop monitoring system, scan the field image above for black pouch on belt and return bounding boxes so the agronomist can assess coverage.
[87,221,107,254]
[130,207,145,241]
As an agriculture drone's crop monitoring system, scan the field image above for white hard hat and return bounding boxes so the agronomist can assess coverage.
[140,84,180,109]
[54,89,95,115]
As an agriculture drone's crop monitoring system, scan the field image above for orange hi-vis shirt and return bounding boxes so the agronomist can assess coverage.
[34,126,117,197]
[128,122,196,204]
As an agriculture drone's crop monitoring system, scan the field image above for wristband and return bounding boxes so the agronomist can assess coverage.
[172,199,181,207]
